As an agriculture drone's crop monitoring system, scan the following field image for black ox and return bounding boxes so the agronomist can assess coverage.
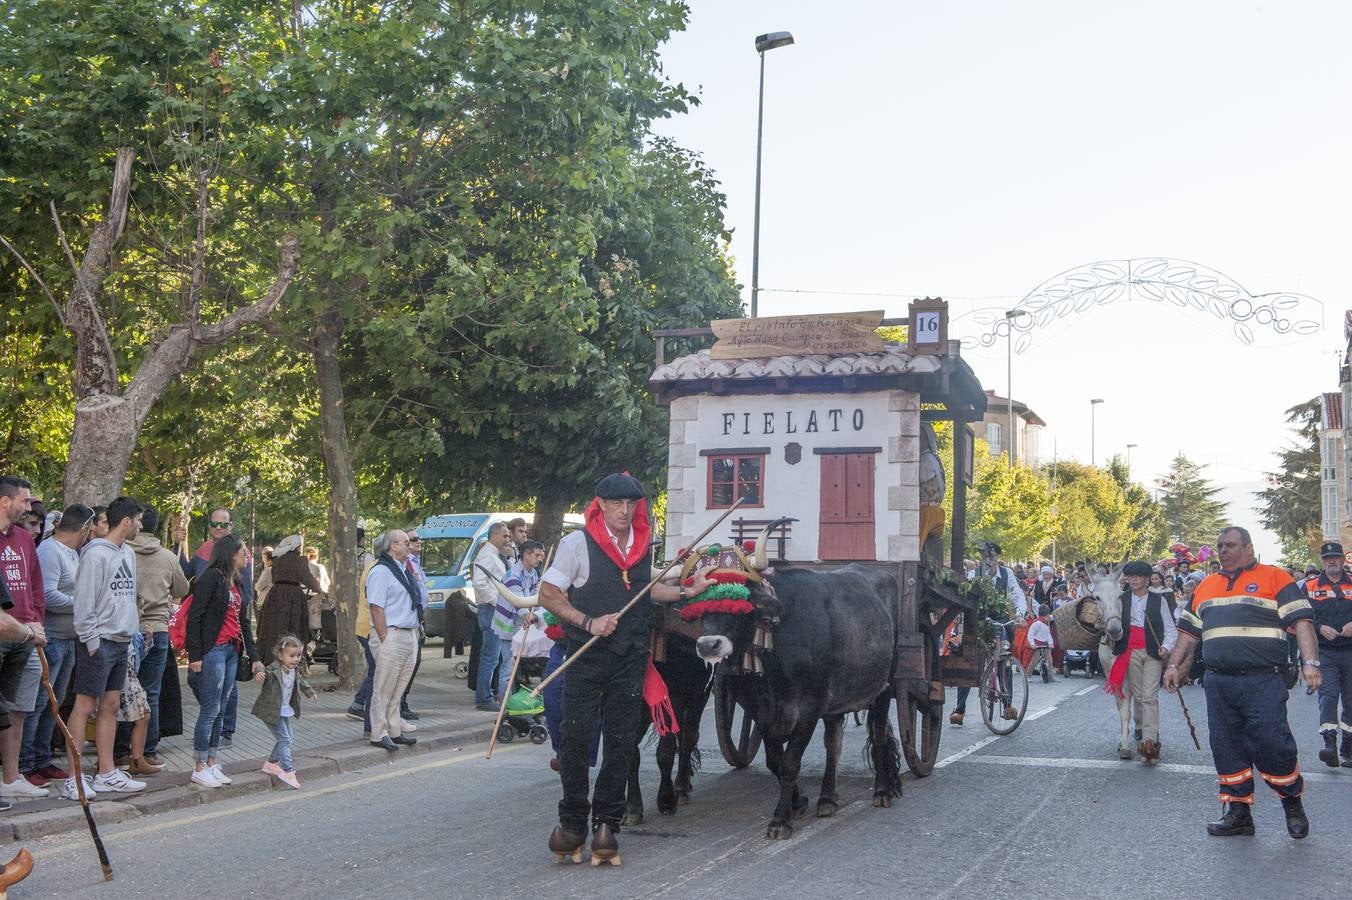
[623,633,712,825]
[692,564,904,839]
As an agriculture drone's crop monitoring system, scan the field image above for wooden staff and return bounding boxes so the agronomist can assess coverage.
[484,544,555,759]
[1176,688,1202,751]
[529,499,745,699]
[38,647,112,881]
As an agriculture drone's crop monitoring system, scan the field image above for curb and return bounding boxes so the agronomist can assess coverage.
[0,721,499,844]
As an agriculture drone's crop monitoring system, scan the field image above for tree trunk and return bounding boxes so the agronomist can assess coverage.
[313,314,363,691]
[51,146,298,506]
[64,395,147,506]
[532,482,572,555]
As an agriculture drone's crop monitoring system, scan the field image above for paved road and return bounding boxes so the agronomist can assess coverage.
[17,672,1351,898]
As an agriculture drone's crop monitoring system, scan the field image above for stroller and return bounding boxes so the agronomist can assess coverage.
[496,687,548,745]
[1062,647,1093,676]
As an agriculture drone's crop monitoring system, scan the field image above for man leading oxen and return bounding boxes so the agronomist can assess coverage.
[1101,560,1177,764]
[534,473,711,867]
[680,524,905,840]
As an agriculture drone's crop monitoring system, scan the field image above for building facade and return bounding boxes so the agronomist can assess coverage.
[979,391,1046,469]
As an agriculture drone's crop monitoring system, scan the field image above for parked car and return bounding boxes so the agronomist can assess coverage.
[418,511,584,640]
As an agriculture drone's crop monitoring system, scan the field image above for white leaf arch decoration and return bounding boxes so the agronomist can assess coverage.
[962,258,1323,354]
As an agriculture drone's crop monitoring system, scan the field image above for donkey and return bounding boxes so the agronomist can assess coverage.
[1085,565,1143,759]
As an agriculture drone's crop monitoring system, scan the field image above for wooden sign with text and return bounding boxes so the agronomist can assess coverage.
[709,310,886,360]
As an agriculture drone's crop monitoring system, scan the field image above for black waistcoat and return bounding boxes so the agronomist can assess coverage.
[565,531,652,656]
[1112,590,1174,660]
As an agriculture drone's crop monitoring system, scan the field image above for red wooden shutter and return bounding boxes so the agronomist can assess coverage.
[818,453,876,560]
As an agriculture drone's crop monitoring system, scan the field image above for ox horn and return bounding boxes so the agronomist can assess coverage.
[488,573,539,610]
[749,517,797,570]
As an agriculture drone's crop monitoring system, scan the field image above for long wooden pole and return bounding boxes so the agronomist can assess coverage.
[38,647,112,881]
[484,544,556,759]
[529,498,745,699]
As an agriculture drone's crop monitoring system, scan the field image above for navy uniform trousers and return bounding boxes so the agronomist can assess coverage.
[1316,644,1352,736]
[1204,671,1303,803]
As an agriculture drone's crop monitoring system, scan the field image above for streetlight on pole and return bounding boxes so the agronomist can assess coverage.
[1005,309,1029,466]
[1090,398,1105,467]
[750,30,795,318]
[1126,443,1137,479]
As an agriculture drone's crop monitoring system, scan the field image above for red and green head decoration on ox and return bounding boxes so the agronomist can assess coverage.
[676,518,792,670]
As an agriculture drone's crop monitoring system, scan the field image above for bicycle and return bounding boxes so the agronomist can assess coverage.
[979,618,1031,736]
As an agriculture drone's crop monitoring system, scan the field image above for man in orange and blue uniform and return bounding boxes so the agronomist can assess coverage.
[1303,541,1352,767]
[1164,526,1321,840]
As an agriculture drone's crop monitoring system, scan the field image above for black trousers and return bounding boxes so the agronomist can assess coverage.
[558,644,646,832]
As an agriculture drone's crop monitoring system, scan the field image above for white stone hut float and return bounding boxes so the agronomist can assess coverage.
[647,302,988,775]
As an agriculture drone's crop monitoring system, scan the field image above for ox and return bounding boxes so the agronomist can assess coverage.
[690,562,904,839]
[623,634,712,825]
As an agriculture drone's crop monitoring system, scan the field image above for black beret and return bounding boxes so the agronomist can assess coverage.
[594,472,645,500]
[1122,561,1153,577]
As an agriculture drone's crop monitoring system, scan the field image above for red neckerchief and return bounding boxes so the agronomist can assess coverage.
[583,498,651,590]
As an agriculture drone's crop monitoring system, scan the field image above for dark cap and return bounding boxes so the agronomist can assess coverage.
[594,472,645,500]
[1122,560,1153,577]
[1320,541,1344,559]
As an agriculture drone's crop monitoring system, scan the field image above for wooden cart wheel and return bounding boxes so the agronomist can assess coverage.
[714,669,763,769]
[898,624,942,777]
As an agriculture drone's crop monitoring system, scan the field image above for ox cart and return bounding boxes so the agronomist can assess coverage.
[648,303,988,777]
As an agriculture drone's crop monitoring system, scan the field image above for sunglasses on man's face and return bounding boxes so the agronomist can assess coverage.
[210,521,232,529]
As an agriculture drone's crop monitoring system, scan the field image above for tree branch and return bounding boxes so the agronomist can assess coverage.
[351,389,403,461]
[63,146,135,398]
[197,235,300,343]
[187,166,210,339]
[0,234,66,326]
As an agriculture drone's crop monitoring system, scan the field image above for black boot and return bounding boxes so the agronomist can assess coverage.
[1206,803,1255,836]
[1342,734,1352,768]
[590,822,621,867]
[1319,731,1339,767]
[1281,796,1309,839]
[548,825,586,864]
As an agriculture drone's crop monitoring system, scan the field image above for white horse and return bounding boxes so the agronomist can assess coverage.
[1086,567,1140,760]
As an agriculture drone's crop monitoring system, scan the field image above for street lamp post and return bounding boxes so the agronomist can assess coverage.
[1126,442,1137,478]
[1005,309,1029,466]
[750,30,794,318]
[1090,398,1105,467]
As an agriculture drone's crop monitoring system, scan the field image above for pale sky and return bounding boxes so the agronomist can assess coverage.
[654,0,1352,561]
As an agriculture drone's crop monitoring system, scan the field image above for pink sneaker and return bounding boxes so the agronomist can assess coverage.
[261,761,283,777]
[277,770,301,790]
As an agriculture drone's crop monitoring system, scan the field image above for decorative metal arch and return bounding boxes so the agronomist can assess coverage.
[963,258,1323,354]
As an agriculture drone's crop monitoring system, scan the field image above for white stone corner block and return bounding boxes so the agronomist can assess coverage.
[666,489,696,514]
[668,443,697,468]
[669,396,700,421]
[668,420,686,445]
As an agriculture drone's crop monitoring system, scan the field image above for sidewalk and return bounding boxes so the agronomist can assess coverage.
[0,644,507,843]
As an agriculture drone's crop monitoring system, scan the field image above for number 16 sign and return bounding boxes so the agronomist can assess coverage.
[906,298,948,355]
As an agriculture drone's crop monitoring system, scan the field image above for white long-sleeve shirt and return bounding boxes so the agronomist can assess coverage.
[470,543,507,607]
[1128,589,1178,653]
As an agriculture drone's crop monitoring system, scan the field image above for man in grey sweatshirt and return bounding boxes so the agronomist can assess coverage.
[23,504,95,782]
[63,496,146,798]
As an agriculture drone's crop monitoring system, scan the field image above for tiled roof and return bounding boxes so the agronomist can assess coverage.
[649,343,940,383]
[1323,392,1343,431]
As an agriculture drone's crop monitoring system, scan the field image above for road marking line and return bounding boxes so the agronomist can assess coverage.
[34,743,531,854]
[1073,684,1099,696]
[1024,705,1058,721]
[757,799,868,857]
[935,734,1000,768]
[957,754,1351,784]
